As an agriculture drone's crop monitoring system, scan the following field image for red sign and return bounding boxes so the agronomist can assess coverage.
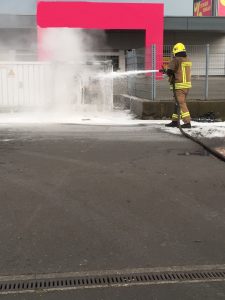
[218,0,225,15]
[194,0,212,16]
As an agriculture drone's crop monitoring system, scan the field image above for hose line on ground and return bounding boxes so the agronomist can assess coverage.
[172,82,225,163]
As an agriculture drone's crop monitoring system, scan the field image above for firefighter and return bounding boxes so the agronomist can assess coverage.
[162,43,192,128]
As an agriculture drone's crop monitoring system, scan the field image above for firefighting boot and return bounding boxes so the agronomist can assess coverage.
[181,123,191,128]
[165,121,178,127]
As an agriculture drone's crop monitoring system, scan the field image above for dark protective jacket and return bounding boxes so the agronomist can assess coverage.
[167,56,192,90]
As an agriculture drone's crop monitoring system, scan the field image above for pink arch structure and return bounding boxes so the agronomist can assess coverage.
[37,1,164,70]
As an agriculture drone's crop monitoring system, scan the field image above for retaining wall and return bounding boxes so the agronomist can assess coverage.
[119,94,225,121]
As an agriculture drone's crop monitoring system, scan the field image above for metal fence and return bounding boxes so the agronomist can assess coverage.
[0,61,113,110]
[124,44,225,101]
[1,46,225,102]
[0,62,52,108]
[0,49,38,61]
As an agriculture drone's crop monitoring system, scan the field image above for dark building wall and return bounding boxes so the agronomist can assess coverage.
[0,15,225,59]
[0,28,225,53]
[0,28,37,50]
[0,28,145,52]
[164,31,225,47]
[80,29,145,51]
[0,28,37,60]
[105,30,145,50]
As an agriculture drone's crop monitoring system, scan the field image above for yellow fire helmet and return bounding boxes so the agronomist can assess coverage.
[172,43,186,55]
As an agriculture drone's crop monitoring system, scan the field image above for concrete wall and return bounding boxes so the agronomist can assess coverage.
[119,95,225,121]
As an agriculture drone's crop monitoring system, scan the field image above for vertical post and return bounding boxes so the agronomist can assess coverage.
[126,50,136,97]
[119,50,125,72]
[151,44,156,101]
[205,44,209,100]
[213,0,218,16]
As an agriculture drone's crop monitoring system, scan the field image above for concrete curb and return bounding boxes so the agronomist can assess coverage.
[119,94,225,121]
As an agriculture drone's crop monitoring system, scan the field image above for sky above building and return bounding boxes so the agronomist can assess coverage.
[0,0,193,16]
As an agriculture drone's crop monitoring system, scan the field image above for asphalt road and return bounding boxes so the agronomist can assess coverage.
[0,123,225,299]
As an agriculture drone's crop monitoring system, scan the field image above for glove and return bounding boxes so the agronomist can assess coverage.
[159,66,167,74]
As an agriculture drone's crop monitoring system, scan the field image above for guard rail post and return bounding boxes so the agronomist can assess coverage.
[204,44,209,100]
[151,44,156,100]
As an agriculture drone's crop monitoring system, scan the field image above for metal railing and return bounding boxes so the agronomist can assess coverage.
[1,46,225,102]
[0,49,38,61]
[0,61,113,110]
[124,44,225,101]
[0,62,52,107]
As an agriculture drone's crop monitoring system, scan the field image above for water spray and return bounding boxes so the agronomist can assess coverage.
[98,69,159,79]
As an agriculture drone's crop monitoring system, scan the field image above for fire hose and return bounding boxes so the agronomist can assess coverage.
[113,68,224,162]
[171,78,225,163]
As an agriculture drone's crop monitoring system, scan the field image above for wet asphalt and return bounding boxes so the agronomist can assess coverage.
[0,123,225,299]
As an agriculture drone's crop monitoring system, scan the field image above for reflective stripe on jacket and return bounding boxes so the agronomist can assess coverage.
[168,57,192,90]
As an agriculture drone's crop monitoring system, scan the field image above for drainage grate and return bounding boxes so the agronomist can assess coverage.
[1,269,225,293]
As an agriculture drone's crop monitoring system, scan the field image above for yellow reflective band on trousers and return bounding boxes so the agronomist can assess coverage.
[181,112,190,117]
[172,114,179,119]
[181,112,191,119]
[172,112,190,120]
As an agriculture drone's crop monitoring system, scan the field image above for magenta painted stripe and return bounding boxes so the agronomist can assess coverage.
[37,1,164,73]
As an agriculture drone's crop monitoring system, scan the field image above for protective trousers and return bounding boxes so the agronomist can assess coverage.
[172,89,191,124]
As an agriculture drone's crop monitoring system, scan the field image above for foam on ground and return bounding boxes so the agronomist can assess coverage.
[0,111,224,139]
[0,111,157,126]
[163,121,225,139]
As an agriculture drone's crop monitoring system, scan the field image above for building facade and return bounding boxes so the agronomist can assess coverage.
[0,1,225,74]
